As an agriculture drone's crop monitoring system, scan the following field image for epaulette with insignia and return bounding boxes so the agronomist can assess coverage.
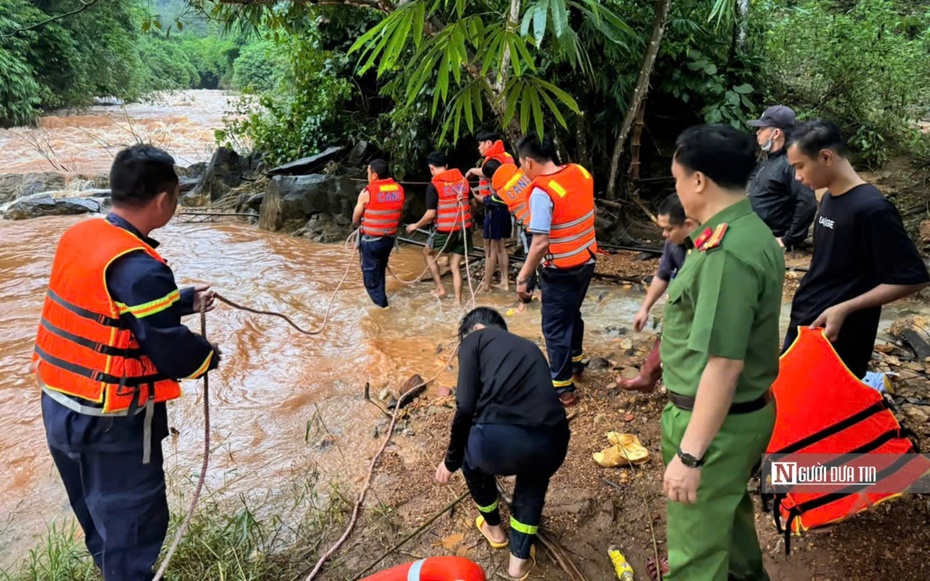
[693,227,713,250]
[698,223,729,252]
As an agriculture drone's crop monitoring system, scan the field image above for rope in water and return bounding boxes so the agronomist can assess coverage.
[305,345,461,581]
[153,232,360,579]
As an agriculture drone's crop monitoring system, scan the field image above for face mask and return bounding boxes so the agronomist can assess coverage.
[761,130,779,153]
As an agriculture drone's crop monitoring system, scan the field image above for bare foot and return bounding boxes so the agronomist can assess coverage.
[430,288,447,299]
[508,556,533,579]
[494,282,510,291]
[478,285,492,293]
[516,302,528,313]
[480,521,507,545]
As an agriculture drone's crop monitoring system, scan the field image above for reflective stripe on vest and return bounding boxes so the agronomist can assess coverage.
[33,218,182,413]
[361,180,405,237]
[432,170,472,232]
[532,164,598,269]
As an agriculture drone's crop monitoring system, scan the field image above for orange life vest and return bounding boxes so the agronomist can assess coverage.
[432,168,473,233]
[767,327,924,554]
[361,178,405,237]
[361,556,485,581]
[531,163,598,269]
[477,140,513,196]
[491,163,531,228]
[33,218,182,413]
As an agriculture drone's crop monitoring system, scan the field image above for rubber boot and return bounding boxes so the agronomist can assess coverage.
[616,338,661,393]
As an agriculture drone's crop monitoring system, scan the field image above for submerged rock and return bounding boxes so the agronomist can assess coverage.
[3,194,101,220]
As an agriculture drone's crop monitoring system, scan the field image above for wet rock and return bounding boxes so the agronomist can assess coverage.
[176,162,208,180]
[17,172,67,199]
[261,173,357,232]
[587,356,610,370]
[266,146,345,176]
[604,325,629,337]
[237,193,265,214]
[294,214,348,244]
[619,338,633,350]
[0,175,21,204]
[436,385,453,397]
[889,317,930,360]
[396,374,427,409]
[3,194,101,220]
[190,147,244,203]
[346,141,369,167]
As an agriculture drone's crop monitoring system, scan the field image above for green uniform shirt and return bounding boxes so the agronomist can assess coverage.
[660,198,785,402]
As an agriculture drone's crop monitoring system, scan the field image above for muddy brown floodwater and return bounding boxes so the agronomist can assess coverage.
[0,90,238,174]
[0,214,649,567]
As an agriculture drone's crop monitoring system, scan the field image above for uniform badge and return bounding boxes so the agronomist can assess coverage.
[697,223,729,252]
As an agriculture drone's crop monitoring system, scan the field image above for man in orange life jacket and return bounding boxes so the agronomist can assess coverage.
[352,159,405,308]
[515,134,597,407]
[406,152,473,304]
[485,161,537,313]
[34,145,220,581]
[466,131,513,292]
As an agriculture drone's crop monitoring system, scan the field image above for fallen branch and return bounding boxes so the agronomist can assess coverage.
[351,491,470,580]
[363,382,392,419]
[305,347,460,580]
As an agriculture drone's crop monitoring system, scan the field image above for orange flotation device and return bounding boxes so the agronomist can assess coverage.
[361,556,485,581]
[766,327,924,553]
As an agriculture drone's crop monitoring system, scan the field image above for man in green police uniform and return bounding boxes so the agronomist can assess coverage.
[659,124,784,581]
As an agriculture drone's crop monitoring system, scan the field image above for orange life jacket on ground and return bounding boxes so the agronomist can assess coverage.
[531,163,598,269]
[33,218,182,413]
[361,556,485,581]
[361,178,405,237]
[767,327,924,554]
[491,163,531,228]
[432,168,473,233]
[477,140,513,196]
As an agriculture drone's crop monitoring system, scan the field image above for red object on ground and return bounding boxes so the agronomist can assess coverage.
[361,556,486,581]
[767,326,920,553]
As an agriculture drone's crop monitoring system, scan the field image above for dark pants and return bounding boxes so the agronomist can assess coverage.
[540,262,595,394]
[42,393,169,581]
[782,309,879,379]
[462,422,570,559]
[359,235,395,308]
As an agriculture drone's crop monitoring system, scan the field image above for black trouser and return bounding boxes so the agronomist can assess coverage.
[43,394,169,581]
[359,235,395,308]
[462,422,570,559]
[540,262,595,394]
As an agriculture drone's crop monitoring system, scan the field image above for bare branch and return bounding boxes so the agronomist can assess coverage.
[1,0,102,38]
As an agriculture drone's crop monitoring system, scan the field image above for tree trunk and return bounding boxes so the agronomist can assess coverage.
[606,0,672,199]
[626,100,647,192]
[737,0,749,52]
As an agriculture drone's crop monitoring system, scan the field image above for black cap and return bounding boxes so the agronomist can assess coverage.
[747,105,797,130]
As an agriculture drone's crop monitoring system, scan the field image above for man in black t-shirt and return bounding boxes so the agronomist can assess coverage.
[785,120,929,378]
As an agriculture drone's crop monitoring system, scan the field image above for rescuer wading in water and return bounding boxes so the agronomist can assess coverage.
[352,159,406,308]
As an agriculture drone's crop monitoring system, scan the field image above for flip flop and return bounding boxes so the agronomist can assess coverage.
[510,545,537,580]
[475,515,508,549]
[646,555,669,581]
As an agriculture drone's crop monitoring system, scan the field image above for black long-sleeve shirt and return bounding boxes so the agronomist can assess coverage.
[747,148,817,247]
[444,327,566,471]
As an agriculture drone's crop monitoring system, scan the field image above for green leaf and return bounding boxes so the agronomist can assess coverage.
[549,0,568,39]
[176,21,183,32]
[733,83,754,94]
[533,0,550,44]
[520,83,533,132]
[704,63,718,75]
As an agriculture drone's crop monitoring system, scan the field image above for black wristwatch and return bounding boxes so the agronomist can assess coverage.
[677,448,705,468]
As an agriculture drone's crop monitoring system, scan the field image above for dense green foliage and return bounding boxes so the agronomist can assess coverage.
[200,0,930,179]
[2,0,928,173]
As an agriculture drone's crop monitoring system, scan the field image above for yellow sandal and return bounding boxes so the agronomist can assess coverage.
[475,515,508,548]
[510,545,537,580]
